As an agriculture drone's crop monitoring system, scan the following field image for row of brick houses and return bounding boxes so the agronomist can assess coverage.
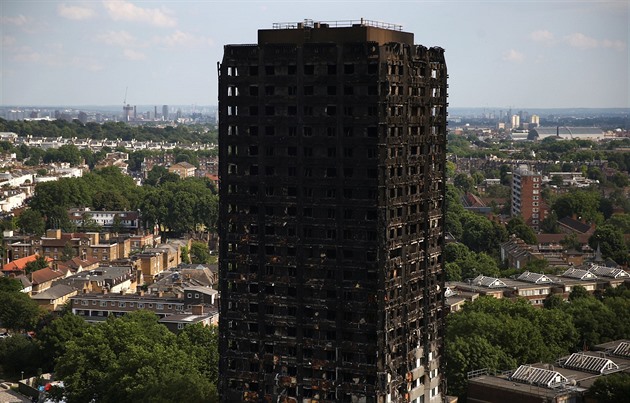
[2,229,149,263]
[500,234,599,271]
[2,229,162,269]
[65,266,219,332]
[1,230,190,297]
[9,256,219,332]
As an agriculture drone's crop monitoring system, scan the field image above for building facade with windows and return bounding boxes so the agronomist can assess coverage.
[511,165,547,231]
[218,20,447,403]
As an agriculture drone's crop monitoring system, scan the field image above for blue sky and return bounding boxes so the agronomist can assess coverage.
[1,1,628,108]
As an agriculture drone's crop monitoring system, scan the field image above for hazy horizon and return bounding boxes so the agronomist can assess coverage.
[2,1,628,108]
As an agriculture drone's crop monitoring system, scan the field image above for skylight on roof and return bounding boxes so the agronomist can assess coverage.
[560,353,619,374]
[510,365,568,388]
[612,342,630,358]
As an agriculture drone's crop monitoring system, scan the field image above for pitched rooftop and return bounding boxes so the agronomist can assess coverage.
[471,275,507,288]
[588,264,629,279]
[517,271,552,284]
[510,365,568,388]
[558,353,619,374]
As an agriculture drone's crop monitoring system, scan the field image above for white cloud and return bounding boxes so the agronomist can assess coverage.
[530,30,555,44]
[502,49,525,63]
[9,44,104,71]
[155,30,214,48]
[97,30,136,47]
[70,57,104,71]
[530,30,625,52]
[564,32,599,49]
[2,36,16,47]
[1,15,28,26]
[103,0,176,27]
[601,39,626,52]
[12,49,41,63]
[58,4,96,20]
[123,48,146,61]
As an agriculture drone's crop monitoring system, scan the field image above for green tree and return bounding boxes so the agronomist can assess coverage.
[446,335,516,397]
[560,295,616,349]
[17,209,46,236]
[0,277,22,293]
[0,291,42,331]
[459,252,500,279]
[24,255,50,274]
[569,285,590,301]
[44,144,82,166]
[181,246,191,264]
[445,211,463,240]
[61,241,76,261]
[446,297,577,398]
[552,189,603,224]
[540,211,560,234]
[177,323,219,386]
[145,165,179,186]
[610,172,629,188]
[55,311,218,403]
[444,242,471,263]
[589,224,629,264]
[446,161,456,178]
[25,147,45,166]
[559,232,580,251]
[522,258,550,274]
[111,214,123,234]
[92,191,131,211]
[190,241,211,264]
[445,262,462,282]
[587,373,630,403]
[453,173,474,193]
[543,294,565,309]
[37,313,89,372]
[586,166,605,183]
[549,175,563,186]
[460,212,506,254]
[506,217,537,244]
[471,171,485,186]
[0,331,42,376]
[604,213,630,233]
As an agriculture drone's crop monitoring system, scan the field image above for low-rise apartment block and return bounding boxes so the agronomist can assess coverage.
[449,264,630,308]
[467,339,630,402]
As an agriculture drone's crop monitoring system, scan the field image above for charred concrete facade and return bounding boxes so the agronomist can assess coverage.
[218,20,447,403]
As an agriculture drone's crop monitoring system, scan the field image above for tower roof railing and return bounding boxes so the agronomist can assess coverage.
[272,19,403,31]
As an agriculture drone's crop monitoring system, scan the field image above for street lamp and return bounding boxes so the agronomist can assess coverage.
[21,371,24,381]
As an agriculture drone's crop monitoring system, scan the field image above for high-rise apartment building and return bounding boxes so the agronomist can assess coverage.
[218,20,448,403]
[511,165,546,231]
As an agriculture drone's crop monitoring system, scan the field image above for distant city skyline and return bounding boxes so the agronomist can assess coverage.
[1,1,628,108]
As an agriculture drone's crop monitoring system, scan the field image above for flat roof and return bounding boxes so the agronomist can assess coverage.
[257,19,414,46]
[71,293,183,303]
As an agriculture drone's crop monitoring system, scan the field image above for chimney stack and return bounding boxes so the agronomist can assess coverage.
[191,305,204,315]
